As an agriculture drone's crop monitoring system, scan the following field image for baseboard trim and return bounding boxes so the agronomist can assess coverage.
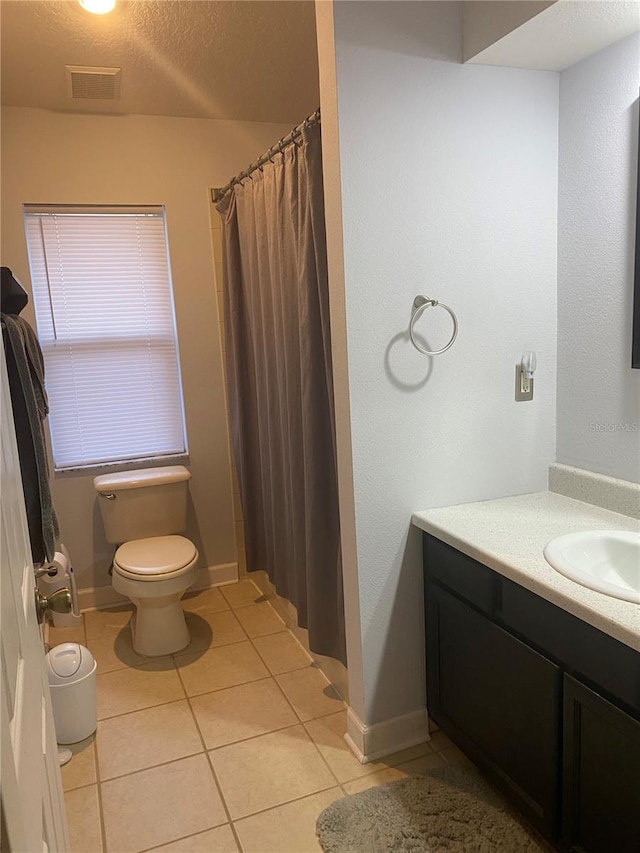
[192,562,238,590]
[78,562,239,611]
[345,705,430,764]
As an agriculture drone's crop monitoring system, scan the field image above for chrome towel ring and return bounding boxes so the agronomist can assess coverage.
[409,295,458,356]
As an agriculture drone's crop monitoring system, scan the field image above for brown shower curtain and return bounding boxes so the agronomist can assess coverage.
[216,121,346,665]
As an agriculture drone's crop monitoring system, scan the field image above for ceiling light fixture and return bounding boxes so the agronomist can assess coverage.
[79,0,116,15]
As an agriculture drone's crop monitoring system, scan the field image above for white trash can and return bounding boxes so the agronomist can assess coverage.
[46,643,97,744]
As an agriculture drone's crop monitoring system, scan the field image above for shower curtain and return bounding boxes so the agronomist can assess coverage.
[216,121,346,665]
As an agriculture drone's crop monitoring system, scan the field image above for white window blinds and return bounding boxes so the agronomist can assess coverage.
[23,206,187,471]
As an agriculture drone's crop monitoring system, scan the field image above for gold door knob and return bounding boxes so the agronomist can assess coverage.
[35,587,73,625]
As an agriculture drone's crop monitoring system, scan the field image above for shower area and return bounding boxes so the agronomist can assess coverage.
[209,111,348,696]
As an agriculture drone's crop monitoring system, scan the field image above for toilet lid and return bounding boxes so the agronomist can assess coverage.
[114,535,197,576]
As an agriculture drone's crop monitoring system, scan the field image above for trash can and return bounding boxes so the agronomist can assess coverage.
[46,643,97,744]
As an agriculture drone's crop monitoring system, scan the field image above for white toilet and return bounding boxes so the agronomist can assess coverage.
[93,466,199,656]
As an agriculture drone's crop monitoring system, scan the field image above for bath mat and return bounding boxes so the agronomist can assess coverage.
[316,764,544,852]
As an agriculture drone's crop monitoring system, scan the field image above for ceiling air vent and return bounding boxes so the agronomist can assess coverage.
[65,65,121,100]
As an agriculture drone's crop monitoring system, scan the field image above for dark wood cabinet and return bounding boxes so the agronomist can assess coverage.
[563,675,640,853]
[427,584,561,837]
[422,532,640,852]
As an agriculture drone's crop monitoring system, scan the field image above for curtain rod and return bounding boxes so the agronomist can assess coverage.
[211,108,320,204]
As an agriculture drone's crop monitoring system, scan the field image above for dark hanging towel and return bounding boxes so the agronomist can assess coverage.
[1,268,59,564]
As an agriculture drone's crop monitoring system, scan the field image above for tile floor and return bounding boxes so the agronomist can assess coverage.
[51,579,465,853]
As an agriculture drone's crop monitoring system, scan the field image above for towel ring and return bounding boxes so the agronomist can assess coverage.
[409,295,458,356]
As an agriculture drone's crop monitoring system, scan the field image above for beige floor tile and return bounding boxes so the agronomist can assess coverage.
[396,751,447,775]
[234,787,342,853]
[47,619,86,647]
[85,606,133,640]
[176,641,268,697]
[181,586,230,614]
[233,602,285,639]
[440,743,472,766]
[96,659,184,720]
[175,609,246,655]
[87,628,162,674]
[428,729,454,752]
[252,630,313,675]
[61,735,97,791]
[342,766,408,794]
[276,667,345,722]
[219,579,262,609]
[101,754,226,853]
[97,699,203,780]
[190,678,298,749]
[209,724,336,819]
[305,711,433,783]
[147,825,238,852]
[305,712,391,783]
[65,784,103,853]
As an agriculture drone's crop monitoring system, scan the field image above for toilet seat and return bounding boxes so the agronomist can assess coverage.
[114,535,197,581]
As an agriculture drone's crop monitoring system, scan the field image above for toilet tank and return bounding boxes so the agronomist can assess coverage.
[93,466,191,544]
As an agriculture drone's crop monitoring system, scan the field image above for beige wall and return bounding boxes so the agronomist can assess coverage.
[1,106,291,592]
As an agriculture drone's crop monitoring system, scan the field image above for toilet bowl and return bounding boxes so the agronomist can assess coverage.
[112,535,199,656]
[94,466,199,657]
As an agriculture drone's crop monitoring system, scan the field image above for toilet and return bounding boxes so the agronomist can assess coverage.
[93,466,199,656]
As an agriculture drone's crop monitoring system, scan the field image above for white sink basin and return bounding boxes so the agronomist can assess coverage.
[543,530,640,604]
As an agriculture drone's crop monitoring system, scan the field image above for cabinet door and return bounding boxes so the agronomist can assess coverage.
[563,675,640,853]
[425,583,561,838]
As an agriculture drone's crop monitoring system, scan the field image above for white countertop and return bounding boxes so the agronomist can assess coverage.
[412,491,640,652]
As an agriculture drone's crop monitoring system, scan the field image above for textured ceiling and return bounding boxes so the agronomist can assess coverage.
[467,0,640,71]
[0,0,320,124]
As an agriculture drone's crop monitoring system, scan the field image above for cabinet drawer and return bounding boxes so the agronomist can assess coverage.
[423,534,496,614]
[501,580,640,715]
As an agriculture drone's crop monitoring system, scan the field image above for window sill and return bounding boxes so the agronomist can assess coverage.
[53,454,190,478]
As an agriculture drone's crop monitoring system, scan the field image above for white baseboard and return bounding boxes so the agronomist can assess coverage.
[78,584,127,612]
[78,562,238,612]
[345,705,430,764]
[192,562,238,590]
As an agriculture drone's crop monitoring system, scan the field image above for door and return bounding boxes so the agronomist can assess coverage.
[425,582,562,839]
[0,343,69,851]
[563,674,640,853]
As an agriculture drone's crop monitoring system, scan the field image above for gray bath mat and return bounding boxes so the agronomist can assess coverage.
[316,764,544,852]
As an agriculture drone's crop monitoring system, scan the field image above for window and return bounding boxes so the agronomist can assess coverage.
[24,205,187,471]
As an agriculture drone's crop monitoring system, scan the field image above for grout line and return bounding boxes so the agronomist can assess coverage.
[97,693,187,723]
[174,659,244,853]
[188,674,273,699]
[173,618,340,835]
[88,586,344,850]
[267,672,343,790]
[92,734,108,853]
[135,825,234,853]
[91,653,174,676]
[98,747,206,786]
[205,720,304,754]
[231,781,341,826]
[171,636,250,662]
[247,634,313,678]
[178,673,274,701]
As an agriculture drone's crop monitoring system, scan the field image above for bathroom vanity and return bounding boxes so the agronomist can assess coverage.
[413,492,640,853]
